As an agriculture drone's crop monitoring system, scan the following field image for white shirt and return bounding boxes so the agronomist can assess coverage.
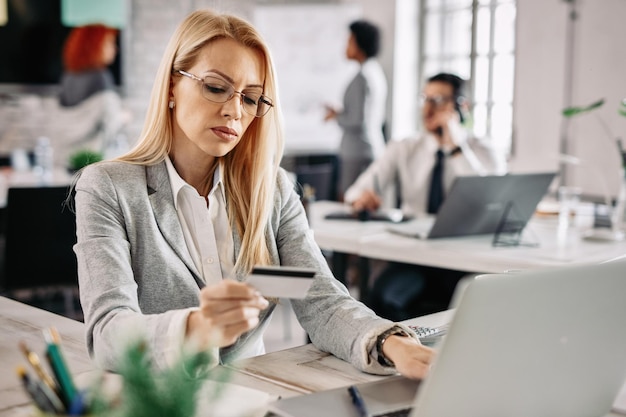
[344,131,507,217]
[361,58,388,159]
[165,157,234,283]
[161,157,246,368]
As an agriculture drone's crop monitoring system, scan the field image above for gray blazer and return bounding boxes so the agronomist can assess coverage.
[74,161,402,374]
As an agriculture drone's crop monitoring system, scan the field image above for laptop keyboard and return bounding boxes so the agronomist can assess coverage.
[409,324,447,345]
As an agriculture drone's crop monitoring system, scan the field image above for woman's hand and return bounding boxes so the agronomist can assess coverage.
[382,335,436,380]
[351,189,382,213]
[186,280,269,349]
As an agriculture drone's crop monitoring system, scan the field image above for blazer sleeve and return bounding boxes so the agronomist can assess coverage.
[336,72,368,131]
[74,164,205,372]
[272,170,413,375]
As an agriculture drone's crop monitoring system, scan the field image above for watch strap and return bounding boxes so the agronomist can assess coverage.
[376,325,410,367]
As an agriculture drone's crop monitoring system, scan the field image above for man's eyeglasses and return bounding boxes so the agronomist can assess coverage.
[419,94,456,108]
[177,70,274,117]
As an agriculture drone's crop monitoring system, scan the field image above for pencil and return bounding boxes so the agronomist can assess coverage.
[18,340,58,392]
[16,365,65,414]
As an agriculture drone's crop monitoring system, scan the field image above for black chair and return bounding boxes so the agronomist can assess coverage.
[0,186,80,319]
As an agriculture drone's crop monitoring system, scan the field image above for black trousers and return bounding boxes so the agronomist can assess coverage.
[368,262,469,322]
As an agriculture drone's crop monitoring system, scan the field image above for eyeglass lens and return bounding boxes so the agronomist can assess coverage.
[201,76,272,117]
[421,95,453,107]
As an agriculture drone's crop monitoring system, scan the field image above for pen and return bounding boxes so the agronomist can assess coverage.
[19,340,59,393]
[16,365,65,414]
[348,385,370,417]
[44,327,77,408]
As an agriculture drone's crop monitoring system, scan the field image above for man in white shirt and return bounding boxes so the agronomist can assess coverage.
[344,73,507,320]
[344,73,506,216]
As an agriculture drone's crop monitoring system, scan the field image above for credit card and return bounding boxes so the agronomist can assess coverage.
[247,266,316,299]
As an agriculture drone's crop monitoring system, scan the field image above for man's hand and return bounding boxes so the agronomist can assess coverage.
[186,280,269,349]
[351,189,382,213]
[382,334,436,380]
[431,110,461,148]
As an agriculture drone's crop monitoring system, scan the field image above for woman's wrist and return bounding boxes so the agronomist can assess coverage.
[376,326,410,367]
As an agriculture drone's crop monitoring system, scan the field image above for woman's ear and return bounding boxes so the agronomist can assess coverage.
[168,76,179,109]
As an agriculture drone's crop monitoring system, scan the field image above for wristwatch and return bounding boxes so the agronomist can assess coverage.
[376,326,410,367]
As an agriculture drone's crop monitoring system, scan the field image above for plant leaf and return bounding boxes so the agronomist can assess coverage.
[562,98,605,117]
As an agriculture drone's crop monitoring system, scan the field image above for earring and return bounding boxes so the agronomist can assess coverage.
[168,100,175,109]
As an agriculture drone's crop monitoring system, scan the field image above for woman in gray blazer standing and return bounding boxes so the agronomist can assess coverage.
[325,20,388,200]
[73,9,432,379]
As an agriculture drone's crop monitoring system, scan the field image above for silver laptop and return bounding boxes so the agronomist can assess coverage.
[387,172,556,239]
[268,258,626,417]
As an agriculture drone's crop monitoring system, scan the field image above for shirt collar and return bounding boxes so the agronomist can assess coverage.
[165,156,223,209]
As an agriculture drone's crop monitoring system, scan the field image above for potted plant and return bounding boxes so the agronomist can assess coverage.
[562,98,626,241]
[68,149,104,173]
[562,98,626,168]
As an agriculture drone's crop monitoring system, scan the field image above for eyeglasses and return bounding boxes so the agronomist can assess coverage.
[419,94,455,108]
[177,70,274,117]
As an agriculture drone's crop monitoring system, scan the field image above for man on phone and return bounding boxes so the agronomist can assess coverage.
[344,73,506,320]
[345,73,505,217]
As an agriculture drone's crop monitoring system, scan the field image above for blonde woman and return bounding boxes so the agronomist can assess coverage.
[74,9,433,379]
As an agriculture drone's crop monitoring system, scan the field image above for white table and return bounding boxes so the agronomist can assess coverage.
[309,201,626,299]
[359,215,626,273]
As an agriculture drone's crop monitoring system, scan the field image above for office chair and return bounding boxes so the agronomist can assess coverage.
[0,186,80,319]
[296,163,336,201]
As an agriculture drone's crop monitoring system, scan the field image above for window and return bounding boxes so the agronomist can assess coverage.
[418,0,516,154]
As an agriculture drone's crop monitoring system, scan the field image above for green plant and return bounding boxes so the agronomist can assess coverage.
[88,340,228,417]
[68,149,104,171]
[562,98,626,168]
[620,99,626,118]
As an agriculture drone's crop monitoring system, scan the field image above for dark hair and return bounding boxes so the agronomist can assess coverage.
[349,20,381,58]
[427,72,466,122]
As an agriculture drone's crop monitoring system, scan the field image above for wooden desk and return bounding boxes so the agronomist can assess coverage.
[0,297,298,416]
[227,310,453,396]
[0,297,92,416]
[2,298,624,417]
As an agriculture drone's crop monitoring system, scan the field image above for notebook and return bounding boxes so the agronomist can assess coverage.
[268,258,626,417]
[387,172,556,239]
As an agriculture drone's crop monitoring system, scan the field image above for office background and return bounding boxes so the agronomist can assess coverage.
[1,0,625,199]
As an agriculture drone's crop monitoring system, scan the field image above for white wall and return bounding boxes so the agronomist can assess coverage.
[122,0,396,155]
[4,0,623,198]
[512,0,626,199]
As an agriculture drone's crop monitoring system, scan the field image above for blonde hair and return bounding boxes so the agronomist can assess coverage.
[118,9,284,273]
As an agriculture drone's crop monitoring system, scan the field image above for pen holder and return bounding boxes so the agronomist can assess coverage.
[29,389,94,417]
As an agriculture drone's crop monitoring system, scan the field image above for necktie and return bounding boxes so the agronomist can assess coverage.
[427,149,445,214]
